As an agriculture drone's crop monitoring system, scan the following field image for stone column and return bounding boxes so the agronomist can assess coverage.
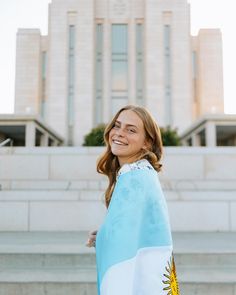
[128,18,136,104]
[25,121,36,147]
[40,132,49,146]
[191,132,201,146]
[233,135,236,145]
[103,19,111,123]
[206,121,217,147]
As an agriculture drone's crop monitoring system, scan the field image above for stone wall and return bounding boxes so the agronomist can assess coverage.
[0,147,235,232]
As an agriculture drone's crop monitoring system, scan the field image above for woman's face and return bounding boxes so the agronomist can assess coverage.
[109,110,148,166]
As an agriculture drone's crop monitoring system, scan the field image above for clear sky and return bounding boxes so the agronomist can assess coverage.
[0,0,235,114]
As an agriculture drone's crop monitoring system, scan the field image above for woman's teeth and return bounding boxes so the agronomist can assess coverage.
[113,140,127,145]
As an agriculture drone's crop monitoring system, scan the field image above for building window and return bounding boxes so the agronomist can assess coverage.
[41,51,47,118]
[68,25,75,145]
[136,23,144,106]
[164,24,172,126]
[111,24,128,115]
[95,24,103,124]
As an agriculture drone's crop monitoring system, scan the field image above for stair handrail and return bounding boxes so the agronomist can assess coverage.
[0,138,13,147]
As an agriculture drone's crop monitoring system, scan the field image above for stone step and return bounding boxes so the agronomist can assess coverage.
[1,250,235,270]
[0,231,92,253]
[0,254,96,269]
[178,266,236,284]
[0,282,234,295]
[0,252,235,269]
[0,283,97,295]
[172,232,236,254]
[0,264,235,295]
[0,265,235,284]
[0,180,107,191]
[0,188,235,202]
[0,268,96,283]
[0,267,235,295]
[0,231,235,252]
[0,232,235,295]
[181,283,236,295]
[0,190,103,201]
[0,232,235,270]
[1,179,236,191]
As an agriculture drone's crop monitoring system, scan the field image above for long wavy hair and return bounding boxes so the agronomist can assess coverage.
[97,105,163,208]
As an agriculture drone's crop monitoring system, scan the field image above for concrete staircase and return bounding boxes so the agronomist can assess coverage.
[0,231,235,295]
[0,232,97,295]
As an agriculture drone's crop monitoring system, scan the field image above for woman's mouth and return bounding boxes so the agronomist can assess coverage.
[112,139,128,146]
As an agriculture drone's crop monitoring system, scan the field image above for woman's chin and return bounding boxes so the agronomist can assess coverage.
[111,149,126,157]
[111,151,122,157]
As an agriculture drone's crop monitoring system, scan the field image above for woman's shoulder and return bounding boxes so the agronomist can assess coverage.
[117,159,155,179]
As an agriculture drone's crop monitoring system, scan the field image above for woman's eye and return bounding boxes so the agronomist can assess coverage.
[113,124,120,129]
[127,128,136,133]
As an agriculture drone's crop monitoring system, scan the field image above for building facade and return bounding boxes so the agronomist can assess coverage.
[14,0,224,145]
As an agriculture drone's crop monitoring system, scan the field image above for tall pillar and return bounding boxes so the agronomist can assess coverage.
[40,133,49,146]
[206,122,216,147]
[191,132,201,146]
[128,18,136,105]
[103,19,111,123]
[26,122,36,147]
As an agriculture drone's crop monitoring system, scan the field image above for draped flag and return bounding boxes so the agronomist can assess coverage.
[96,160,180,295]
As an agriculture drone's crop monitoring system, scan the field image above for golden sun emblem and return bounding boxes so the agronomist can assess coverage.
[162,254,180,295]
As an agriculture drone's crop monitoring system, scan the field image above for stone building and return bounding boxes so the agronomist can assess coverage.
[14,0,224,146]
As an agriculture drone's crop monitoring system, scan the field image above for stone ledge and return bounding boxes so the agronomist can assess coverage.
[0,189,235,202]
[0,232,235,254]
[2,179,236,191]
[0,268,96,283]
[0,266,235,284]
[178,266,236,283]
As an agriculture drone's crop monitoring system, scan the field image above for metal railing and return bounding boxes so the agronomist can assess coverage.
[0,138,13,147]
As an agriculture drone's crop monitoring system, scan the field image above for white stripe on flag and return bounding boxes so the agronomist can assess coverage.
[100,246,173,295]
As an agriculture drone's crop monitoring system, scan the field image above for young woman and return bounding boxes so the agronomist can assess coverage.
[87,105,180,295]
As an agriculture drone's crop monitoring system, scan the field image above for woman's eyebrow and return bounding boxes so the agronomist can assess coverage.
[116,120,138,129]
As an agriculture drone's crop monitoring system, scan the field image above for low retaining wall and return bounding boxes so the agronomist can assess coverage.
[0,147,236,232]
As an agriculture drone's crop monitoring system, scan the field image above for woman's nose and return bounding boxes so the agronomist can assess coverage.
[115,127,125,137]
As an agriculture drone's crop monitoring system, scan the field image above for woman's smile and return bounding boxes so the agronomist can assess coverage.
[112,139,128,146]
[108,110,148,165]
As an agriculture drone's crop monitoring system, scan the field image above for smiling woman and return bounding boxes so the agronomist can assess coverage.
[86,105,180,295]
[108,110,148,166]
[98,105,163,207]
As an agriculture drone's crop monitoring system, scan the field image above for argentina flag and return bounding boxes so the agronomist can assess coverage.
[96,160,180,295]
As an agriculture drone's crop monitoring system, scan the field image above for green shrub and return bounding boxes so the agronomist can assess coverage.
[160,126,181,146]
[83,124,106,146]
